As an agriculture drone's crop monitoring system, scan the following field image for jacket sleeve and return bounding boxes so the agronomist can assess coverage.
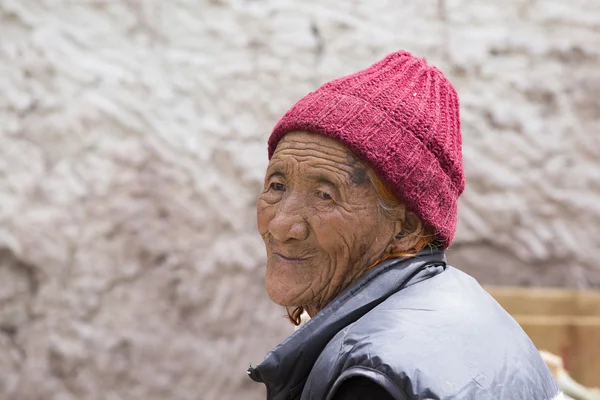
[326,367,411,400]
[330,377,396,400]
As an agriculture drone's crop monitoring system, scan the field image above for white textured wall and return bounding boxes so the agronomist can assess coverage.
[0,1,599,399]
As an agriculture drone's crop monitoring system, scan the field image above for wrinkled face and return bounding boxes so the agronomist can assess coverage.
[257,131,398,313]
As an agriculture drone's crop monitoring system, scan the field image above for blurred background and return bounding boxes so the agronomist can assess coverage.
[0,0,599,399]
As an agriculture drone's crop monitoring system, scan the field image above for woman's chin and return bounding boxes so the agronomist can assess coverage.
[265,281,308,307]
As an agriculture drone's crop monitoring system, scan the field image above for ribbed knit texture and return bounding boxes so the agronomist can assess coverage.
[268,50,465,247]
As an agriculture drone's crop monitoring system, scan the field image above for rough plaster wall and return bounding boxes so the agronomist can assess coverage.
[0,0,598,399]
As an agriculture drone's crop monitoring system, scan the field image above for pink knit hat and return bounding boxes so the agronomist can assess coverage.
[268,50,465,247]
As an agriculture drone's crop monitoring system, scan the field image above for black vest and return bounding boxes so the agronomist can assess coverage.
[249,250,560,400]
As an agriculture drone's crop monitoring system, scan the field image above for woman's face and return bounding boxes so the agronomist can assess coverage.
[257,131,398,313]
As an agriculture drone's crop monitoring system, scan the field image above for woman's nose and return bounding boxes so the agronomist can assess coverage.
[268,199,310,242]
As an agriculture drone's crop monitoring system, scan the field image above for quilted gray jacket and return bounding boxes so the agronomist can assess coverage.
[248,249,561,400]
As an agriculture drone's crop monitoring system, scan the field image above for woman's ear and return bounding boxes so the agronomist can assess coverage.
[387,212,424,254]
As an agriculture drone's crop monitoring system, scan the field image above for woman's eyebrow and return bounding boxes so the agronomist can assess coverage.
[309,173,342,188]
[266,168,285,180]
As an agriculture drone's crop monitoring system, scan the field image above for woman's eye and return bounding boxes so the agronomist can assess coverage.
[270,182,285,191]
[318,192,333,200]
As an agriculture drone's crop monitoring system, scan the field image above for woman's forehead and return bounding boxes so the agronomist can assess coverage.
[272,132,354,163]
[268,132,367,184]
[268,153,354,181]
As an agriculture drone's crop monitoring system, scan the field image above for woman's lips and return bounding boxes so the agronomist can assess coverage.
[273,253,313,263]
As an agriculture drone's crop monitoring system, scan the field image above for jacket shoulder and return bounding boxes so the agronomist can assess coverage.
[317,268,559,399]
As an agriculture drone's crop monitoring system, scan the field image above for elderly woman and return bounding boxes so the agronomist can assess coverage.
[248,51,561,400]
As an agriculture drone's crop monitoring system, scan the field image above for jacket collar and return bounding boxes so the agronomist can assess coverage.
[248,249,447,400]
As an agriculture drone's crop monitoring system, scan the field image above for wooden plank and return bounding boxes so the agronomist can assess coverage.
[486,287,600,388]
[514,316,600,388]
[487,286,600,317]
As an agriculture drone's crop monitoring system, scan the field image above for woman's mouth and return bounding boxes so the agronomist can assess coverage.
[273,253,313,263]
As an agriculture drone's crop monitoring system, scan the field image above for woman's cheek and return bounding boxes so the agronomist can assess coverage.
[256,198,276,235]
[260,186,286,205]
[319,210,367,253]
[309,214,345,249]
[306,204,337,231]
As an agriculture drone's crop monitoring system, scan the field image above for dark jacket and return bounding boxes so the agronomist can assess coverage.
[248,249,560,400]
